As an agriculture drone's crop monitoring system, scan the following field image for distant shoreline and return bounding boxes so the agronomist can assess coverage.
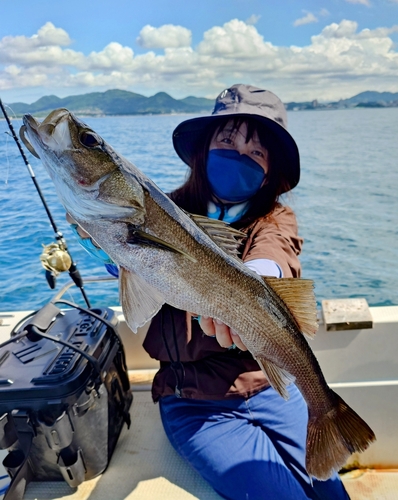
[3,88,398,119]
[2,106,398,122]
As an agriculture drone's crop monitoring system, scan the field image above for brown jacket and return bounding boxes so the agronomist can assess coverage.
[143,204,303,402]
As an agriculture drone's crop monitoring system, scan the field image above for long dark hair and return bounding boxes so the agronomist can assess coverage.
[170,116,292,229]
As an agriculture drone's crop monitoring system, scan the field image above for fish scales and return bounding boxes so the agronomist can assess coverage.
[20,108,375,480]
[88,194,350,469]
[89,192,295,356]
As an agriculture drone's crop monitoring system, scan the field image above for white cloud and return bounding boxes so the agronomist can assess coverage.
[319,9,330,17]
[1,19,398,102]
[197,19,276,58]
[85,43,135,70]
[344,0,371,5]
[357,25,398,38]
[246,14,261,25]
[35,22,71,46]
[137,24,191,49]
[319,19,358,38]
[294,12,318,27]
[0,21,84,69]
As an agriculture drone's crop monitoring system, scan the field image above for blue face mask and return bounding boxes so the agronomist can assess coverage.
[70,224,115,265]
[206,149,266,203]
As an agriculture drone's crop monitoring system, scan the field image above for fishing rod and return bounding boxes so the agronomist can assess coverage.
[0,98,91,308]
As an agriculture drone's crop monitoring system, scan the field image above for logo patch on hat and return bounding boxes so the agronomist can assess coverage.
[220,89,228,99]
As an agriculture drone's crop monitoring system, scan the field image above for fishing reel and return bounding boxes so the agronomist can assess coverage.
[40,240,72,289]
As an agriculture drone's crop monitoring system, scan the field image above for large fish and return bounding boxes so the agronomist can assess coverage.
[20,109,375,480]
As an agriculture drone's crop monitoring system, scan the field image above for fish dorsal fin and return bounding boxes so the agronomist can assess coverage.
[189,213,246,257]
[263,277,318,339]
[119,266,165,333]
[255,357,295,400]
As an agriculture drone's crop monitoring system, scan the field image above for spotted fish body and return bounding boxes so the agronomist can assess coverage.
[21,109,375,480]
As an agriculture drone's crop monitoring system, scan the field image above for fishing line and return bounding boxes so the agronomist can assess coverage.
[2,118,12,186]
[0,132,10,214]
[0,105,15,194]
[0,98,91,308]
[4,134,10,185]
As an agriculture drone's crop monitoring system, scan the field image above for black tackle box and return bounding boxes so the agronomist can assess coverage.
[0,303,133,499]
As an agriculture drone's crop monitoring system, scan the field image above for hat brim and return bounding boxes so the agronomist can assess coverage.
[172,113,300,192]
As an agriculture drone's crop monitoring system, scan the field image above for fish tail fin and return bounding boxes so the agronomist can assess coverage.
[306,391,376,480]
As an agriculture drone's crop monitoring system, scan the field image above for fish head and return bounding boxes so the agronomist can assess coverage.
[21,109,117,188]
[20,109,146,225]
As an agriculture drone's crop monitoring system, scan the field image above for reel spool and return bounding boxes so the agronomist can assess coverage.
[40,241,72,289]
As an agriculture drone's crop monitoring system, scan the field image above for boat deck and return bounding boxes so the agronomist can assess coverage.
[8,387,397,500]
[1,302,398,499]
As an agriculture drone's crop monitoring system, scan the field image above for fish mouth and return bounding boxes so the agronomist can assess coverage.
[20,115,41,158]
[20,109,74,159]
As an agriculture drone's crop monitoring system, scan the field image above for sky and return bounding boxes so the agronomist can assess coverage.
[1,0,398,104]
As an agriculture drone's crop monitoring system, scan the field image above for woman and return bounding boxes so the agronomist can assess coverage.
[69,84,349,499]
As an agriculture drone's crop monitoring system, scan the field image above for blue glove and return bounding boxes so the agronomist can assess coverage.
[70,224,115,265]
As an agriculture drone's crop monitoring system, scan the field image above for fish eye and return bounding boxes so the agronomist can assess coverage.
[79,130,101,148]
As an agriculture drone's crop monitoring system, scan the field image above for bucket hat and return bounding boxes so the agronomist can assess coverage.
[172,84,300,192]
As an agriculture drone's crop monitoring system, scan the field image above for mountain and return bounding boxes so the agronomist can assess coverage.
[180,96,216,108]
[6,89,214,117]
[341,91,398,105]
[285,90,398,111]
[6,89,398,117]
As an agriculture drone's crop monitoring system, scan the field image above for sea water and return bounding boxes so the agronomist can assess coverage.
[0,107,397,312]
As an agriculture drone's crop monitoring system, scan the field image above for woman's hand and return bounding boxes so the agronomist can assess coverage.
[66,213,97,242]
[199,316,248,351]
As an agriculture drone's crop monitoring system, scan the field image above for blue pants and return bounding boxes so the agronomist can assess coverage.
[159,385,350,500]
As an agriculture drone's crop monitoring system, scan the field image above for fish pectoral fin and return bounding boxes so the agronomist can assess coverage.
[255,357,295,400]
[262,277,318,339]
[119,266,165,333]
[127,226,197,263]
[189,213,245,258]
